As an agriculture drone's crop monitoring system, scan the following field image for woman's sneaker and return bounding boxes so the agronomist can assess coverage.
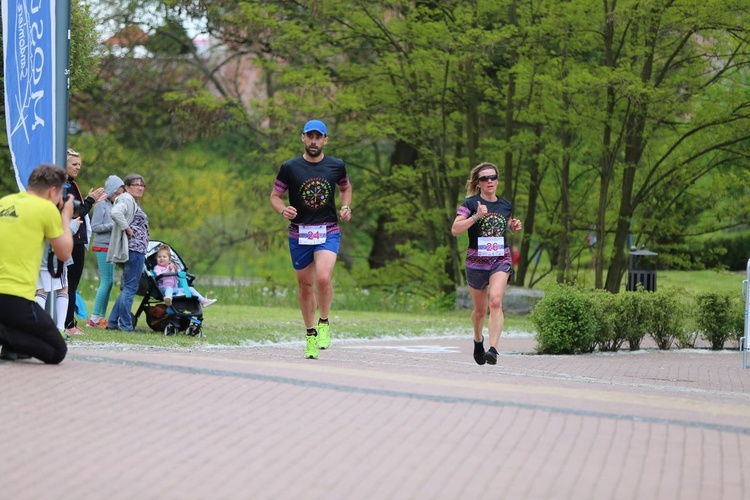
[87,318,106,328]
[66,326,84,336]
[473,336,486,365]
[484,346,498,365]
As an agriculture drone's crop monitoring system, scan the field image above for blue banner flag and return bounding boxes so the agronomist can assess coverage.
[2,0,57,190]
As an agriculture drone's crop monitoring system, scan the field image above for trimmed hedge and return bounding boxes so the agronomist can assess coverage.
[531,284,596,355]
[647,289,687,350]
[695,292,743,350]
[531,286,744,354]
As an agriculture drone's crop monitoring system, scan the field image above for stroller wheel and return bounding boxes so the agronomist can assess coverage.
[187,325,202,337]
[164,324,178,336]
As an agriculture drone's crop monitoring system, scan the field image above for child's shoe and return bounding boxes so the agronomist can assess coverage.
[201,298,217,308]
[66,326,84,336]
[163,296,172,306]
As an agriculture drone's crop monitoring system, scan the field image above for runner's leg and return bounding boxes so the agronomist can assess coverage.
[487,270,511,349]
[312,250,337,320]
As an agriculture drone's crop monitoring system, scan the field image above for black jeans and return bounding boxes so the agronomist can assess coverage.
[0,294,67,364]
[65,244,86,328]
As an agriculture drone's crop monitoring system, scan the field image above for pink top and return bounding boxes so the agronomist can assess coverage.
[154,264,178,288]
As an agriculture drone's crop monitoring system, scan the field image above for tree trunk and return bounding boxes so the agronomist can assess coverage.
[502,0,518,202]
[595,2,618,290]
[514,124,543,287]
[367,141,417,269]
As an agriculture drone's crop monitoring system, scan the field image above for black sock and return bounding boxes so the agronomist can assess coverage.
[307,328,318,336]
[318,318,329,325]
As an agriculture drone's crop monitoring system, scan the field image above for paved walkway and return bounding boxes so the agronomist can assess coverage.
[2,335,749,499]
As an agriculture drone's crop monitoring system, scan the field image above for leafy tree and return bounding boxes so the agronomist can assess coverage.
[64,0,750,304]
[0,1,99,194]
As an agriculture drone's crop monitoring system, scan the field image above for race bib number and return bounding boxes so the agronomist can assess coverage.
[299,225,327,245]
[478,237,504,257]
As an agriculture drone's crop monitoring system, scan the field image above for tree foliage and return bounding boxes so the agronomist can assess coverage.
[47,0,750,302]
[165,0,750,296]
[0,1,100,194]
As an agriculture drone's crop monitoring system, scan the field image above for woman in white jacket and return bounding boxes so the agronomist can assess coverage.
[106,174,149,331]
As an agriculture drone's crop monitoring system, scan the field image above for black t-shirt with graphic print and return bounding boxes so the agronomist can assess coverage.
[457,194,513,270]
[459,194,513,248]
[275,155,348,225]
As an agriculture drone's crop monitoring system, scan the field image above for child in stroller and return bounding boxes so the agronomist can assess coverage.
[153,244,217,308]
[133,241,215,336]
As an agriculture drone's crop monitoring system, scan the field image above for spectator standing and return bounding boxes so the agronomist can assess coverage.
[87,175,125,328]
[63,149,105,335]
[36,216,82,338]
[106,174,149,332]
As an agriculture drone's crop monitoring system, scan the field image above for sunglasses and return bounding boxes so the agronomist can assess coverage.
[478,174,498,182]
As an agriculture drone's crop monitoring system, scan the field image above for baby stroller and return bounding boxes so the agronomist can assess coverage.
[133,240,205,337]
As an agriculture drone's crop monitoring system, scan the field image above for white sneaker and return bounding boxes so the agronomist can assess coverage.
[201,298,217,308]
[164,296,172,306]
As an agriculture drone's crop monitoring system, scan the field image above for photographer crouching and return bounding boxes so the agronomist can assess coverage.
[0,164,75,363]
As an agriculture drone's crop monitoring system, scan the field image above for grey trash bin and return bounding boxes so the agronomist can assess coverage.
[626,247,658,292]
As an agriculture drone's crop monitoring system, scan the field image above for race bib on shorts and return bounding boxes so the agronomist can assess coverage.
[299,224,327,245]
[478,236,504,257]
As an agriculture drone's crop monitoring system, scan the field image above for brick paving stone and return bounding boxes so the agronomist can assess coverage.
[1,336,749,499]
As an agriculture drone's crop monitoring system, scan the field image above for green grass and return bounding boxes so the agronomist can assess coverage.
[656,269,746,297]
[72,268,745,348]
[74,305,534,347]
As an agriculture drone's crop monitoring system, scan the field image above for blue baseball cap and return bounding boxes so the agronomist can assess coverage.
[302,120,327,136]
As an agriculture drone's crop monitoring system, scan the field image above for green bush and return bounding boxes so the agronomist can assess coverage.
[647,289,686,350]
[654,230,750,271]
[702,231,750,271]
[589,290,622,351]
[532,284,596,355]
[613,289,653,351]
[695,292,736,350]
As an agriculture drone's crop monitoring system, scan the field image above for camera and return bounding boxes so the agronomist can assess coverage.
[62,184,83,215]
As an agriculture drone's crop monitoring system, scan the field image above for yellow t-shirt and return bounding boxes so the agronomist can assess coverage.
[0,192,64,300]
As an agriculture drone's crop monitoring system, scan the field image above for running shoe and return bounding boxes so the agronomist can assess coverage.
[66,326,85,336]
[87,318,106,328]
[305,333,319,359]
[317,322,331,350]
[484,346,498,365]
[60,329,70,341]
[473,336,486,365]
[201,298,217,308]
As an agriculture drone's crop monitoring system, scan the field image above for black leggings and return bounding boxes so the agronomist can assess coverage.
[65,244,86,328]
[0,294,67,364]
